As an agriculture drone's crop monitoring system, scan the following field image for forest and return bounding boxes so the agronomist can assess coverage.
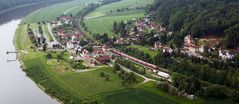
[150,0,239,48]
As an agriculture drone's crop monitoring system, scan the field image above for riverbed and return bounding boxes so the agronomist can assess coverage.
[0,2,62,104]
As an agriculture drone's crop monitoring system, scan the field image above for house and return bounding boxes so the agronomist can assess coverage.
[219,49,235,60]
[160,25,166,32]
[115,38,125,45]
[95,55,111,64]
[154,41,162,49]
[67,42,74,49]
[91,45,111,64]
[150,22,158,30]
[80,49,95,65]
[163,47,173,54]
[71,34,80,42]
[184,35,198,53]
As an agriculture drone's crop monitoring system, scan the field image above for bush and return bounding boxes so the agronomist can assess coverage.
[156,82,170,92]
[169,86,178,96]
[46,53,52,59]
[100,72,106,77]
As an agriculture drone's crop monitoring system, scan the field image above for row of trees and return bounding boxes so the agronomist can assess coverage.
[116,58,146,75]
[120,47,153,63]
[112,63,138,85]
[113,21,127,36]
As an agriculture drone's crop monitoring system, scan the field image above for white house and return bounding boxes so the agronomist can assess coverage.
[67,42,74,49]
[219,50,235,60]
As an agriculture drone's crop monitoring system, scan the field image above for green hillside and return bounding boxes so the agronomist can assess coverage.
[0,0,64,11]
[152,0,239,48]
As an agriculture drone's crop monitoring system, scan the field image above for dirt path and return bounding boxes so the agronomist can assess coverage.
[118,64,156,84]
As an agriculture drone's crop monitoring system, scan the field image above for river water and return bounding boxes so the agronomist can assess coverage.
[0,2,62,104]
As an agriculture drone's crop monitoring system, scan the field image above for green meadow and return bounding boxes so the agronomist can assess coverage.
[84,0,154,35]
[22,0,97,24]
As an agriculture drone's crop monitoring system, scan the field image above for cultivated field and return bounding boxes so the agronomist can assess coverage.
[84,0,154,35]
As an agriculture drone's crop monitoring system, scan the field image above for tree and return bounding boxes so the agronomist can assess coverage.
[42,44,47,51]
[169,86,178,95]
[57,54,62,60]
[224,24,239,48]
[100,72,105,77]
[113,63,121,71]
[113,21,117,31]
[46,53,52,59]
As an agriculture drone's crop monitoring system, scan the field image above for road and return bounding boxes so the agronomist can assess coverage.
[118,64,156,84]
[47,23,65,48]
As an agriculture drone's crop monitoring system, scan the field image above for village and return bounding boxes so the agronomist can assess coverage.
[26,11,238,84]
[113,12,237,61]
[24,13,171,81]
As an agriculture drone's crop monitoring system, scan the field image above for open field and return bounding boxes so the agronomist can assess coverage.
[127,45,158,57]
[84,0,154,35]
[85,13,144,36]
[100,81,202,104]
[60,67,125,96]
[22,0,97,23]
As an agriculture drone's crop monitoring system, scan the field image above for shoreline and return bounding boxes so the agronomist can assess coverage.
[13,26,63,104]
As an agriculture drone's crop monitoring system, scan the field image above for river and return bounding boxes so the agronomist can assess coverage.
[0,2,62,104]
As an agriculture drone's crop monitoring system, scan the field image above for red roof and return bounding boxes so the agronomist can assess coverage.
[93,49,104,54]
[96,55,111,61]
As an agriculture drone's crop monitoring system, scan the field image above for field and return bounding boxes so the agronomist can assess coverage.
[127,45,158,57]
[60,67,125,96]
[84,0,154,35]
[22,0,97,24]
[101,81,203,104]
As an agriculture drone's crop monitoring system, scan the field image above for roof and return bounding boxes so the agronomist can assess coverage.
[96,55,111,61]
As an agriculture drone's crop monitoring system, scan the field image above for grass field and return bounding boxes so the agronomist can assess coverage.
[127,45,158,57]
[60,67,125,96]
[84,0,154,35]
[101,81,203,104]
[22,0,96,24]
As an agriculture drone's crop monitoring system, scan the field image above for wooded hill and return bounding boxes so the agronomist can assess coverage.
[151,0,239,48]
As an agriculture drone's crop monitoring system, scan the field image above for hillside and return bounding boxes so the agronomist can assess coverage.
[0,0,65,11]
[152,0,239,48]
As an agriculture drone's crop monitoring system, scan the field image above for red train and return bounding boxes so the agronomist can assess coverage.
[111,49,169,73]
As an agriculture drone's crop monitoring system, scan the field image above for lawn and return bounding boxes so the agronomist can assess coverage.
[21,0,97,23]
[127,45,158,57]
[85,12,144,35]
[100,81,203,104]
[59,67,125,96]
[14,24,31,50]
[102,88,179,104]
[84,0,154,35]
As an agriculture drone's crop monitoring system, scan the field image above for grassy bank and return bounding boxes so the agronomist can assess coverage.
[21,0,97,24]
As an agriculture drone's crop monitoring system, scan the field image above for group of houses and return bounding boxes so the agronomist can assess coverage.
[50,15,73,27]
[114,13,166,45]
[80,45,112,66]
[50,15,83,50]
[182,35,235,60]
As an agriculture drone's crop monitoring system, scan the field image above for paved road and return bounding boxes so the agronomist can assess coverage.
[47,23,65,48]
